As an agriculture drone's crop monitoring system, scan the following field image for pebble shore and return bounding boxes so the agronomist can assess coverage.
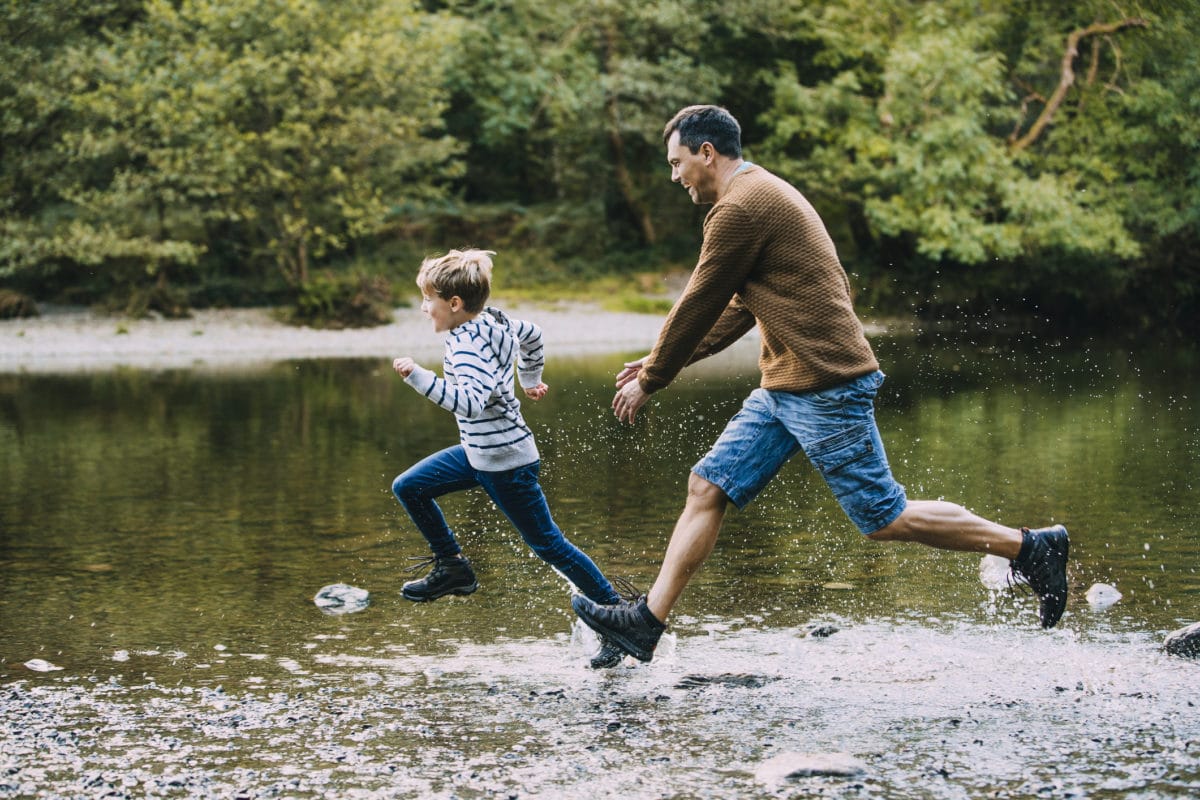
[0,302,675,373]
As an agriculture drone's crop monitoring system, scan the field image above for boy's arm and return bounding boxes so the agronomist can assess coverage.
[510,317,545,389]
[400,344,498,420]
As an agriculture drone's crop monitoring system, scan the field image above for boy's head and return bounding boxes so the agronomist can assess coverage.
[416,248,494,313]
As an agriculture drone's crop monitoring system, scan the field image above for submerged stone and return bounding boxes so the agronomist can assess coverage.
[1163,622,1200,658]
[313,583,370,615]
[755,752,867,783]
[1085,583,1122,609]
[675,673,780,690]
[804,622,839,638]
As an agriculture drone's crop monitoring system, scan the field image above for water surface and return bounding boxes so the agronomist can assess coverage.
[2,331,1198,798]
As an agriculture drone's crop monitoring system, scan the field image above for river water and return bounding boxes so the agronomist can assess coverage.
[2,330,1198,798]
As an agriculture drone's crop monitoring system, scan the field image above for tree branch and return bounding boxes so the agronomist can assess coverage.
[1009,17,1148,152]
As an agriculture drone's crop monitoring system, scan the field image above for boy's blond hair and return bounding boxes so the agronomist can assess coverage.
[416,249,495,313]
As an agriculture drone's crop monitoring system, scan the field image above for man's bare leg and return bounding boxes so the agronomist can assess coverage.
[869,499,1070,627]
[645,473,729,622]
[867,499,1022,558]
[569,473,727,661]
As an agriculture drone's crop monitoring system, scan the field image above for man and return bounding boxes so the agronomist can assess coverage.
[572,105,1069,663]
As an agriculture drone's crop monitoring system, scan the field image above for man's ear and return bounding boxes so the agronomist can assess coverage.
[701,142,716,163]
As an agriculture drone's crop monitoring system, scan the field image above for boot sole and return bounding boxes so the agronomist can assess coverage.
[402,582,478,603]
[1018,525,1069,628]
[1040,528,1069,628]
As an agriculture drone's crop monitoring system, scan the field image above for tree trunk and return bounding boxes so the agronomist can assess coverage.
[600,25,656,245]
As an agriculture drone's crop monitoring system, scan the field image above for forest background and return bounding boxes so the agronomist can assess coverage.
[1,0,1196,334]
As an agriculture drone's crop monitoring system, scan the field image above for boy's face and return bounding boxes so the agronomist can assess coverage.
[421,291,466,333]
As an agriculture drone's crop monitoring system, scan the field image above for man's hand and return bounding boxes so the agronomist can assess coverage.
[524,382,549,401]
[393,357,416,378]
[612,356,650,423]
[615,357,646,389]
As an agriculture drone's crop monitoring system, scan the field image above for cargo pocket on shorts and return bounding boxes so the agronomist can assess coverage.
[806,423,875,476]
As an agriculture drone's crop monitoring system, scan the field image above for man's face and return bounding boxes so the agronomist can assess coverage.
[666,130,715,205]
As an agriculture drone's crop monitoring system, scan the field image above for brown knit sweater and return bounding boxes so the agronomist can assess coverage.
[639,165,879,394]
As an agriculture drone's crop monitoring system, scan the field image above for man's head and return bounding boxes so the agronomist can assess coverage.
[663,105,743,205]
[662,105,742,159]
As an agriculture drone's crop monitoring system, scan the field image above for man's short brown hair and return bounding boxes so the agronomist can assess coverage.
[663,105,742,158]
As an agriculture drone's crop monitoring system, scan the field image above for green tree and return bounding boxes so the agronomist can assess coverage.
[441,0,737,273]
[0,1,148,298]
[7,0,464,310]
[1003,0,1200,328]
[752,0,1160,316]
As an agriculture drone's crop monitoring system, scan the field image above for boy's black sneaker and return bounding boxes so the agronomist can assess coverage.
[572,594,665,663]
[401,554,478,602]
[1010,525,1070,628]
[589,639,624,669]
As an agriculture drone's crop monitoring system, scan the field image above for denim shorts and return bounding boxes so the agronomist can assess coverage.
[692,370,907,534]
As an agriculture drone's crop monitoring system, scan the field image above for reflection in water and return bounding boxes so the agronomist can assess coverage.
[1,332,1199,797]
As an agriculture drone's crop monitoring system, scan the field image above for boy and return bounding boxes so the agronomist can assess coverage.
[391,248,623,668]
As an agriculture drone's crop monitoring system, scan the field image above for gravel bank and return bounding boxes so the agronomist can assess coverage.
[0,303,675,373]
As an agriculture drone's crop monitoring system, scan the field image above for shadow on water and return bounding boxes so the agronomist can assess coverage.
[1,330,1198,798]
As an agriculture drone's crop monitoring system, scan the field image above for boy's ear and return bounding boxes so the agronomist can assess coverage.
[447,295,464,312]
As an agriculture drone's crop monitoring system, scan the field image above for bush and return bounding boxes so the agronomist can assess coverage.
[282,270,396,329]
[0,289,39,319]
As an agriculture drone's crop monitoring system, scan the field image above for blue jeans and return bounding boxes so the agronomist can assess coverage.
[692,370,908,534]
[392,446,619,604]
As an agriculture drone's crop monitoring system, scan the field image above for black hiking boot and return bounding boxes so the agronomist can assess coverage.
[1009,524,1070,628]
[572,594,665,663]
[585,577,646,668]
[589,639,625,669]
[401,554,478,602]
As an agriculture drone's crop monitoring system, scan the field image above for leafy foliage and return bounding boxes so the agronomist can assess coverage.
[283,270,395,329]
[1,0,1197,332]
[3,0,462,318]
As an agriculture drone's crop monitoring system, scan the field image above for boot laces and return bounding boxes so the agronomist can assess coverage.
[403,555,436,574]
[1005,568,1033,596]
[610,576,644,602]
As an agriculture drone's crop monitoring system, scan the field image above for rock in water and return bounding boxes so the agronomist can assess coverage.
[1085,583,1122,609]
[755,752,867,783]
[804,622,839,638]
[313,583,370,615]
[1163,622,1200,658]
[675,673,780,690]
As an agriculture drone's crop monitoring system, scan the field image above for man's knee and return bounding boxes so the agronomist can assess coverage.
[686,473,729,511]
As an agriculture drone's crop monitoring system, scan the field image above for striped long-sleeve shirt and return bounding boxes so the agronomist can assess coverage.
[404,306,544,471]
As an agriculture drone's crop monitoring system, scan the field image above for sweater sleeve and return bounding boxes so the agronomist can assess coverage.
[639,202,760,393]
[403,341,498,420]
[685,295,757,365]
[510,317,545,388]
